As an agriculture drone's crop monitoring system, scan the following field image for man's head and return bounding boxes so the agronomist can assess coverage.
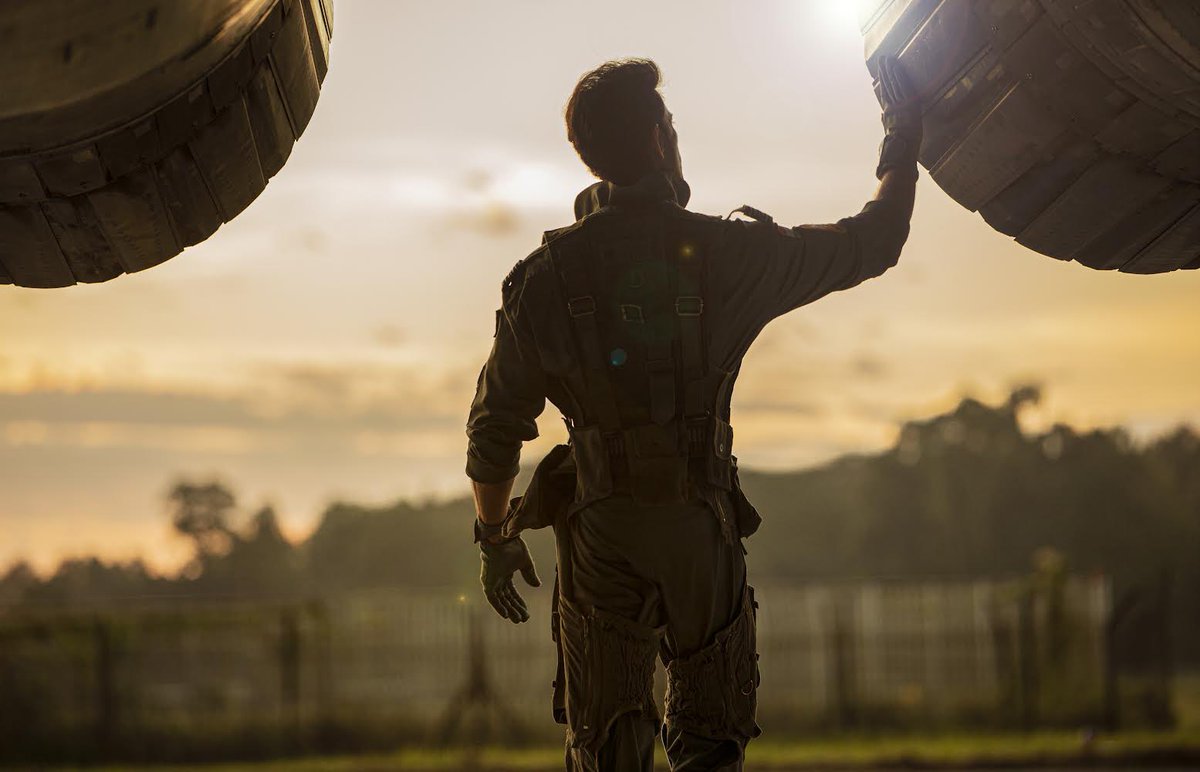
[565,58,681,186]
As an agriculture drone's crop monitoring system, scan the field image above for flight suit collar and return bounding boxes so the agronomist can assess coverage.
[573,171,691,221]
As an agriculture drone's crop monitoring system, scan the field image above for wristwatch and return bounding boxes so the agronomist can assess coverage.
[876,133,919,180]
[473,517,505,544]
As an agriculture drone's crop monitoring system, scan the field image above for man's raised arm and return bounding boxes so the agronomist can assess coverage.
[715,56,923,324]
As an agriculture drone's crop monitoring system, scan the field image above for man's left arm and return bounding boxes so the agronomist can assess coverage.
[466,266,547,496]
[465,266,546,622]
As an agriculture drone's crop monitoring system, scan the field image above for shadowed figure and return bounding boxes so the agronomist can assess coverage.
[465,56,921,771]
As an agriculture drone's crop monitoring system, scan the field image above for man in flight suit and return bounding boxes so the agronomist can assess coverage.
[465,56,922,771]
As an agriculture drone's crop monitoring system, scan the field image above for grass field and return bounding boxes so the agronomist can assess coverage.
[45,728,1200,771]
[41,673,1200,771]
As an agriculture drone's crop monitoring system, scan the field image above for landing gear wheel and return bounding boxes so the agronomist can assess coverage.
[0,0,334,287]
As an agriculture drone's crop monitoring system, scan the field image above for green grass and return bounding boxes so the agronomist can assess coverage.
[40,673,1200,771]
[1175,671,1200,730]
[48,728,1200,771]
[746,729,1200,767]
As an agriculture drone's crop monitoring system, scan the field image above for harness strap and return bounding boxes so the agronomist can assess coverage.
[553,242,622,432]
[646,340,675,425]
[643,223,677,426]
[676,238,706,419]
[714,368,738,430]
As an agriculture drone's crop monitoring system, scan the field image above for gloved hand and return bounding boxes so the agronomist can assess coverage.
[479,534,541,623]
[875,55,923,179]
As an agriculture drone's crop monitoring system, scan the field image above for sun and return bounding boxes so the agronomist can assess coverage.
[814,0,881,36]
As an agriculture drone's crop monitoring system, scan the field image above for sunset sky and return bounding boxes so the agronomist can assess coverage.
[3,0,1198,574]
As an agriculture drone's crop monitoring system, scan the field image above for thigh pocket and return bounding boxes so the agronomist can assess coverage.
[557,594,663,754]
[664,585,762,743]
[726,586,761,738]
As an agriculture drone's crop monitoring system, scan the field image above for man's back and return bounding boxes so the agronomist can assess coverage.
[524,172,909,383]
[470,170,910,514]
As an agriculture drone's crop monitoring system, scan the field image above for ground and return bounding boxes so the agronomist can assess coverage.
[45,729,1200,771]
[42,673,1200,771]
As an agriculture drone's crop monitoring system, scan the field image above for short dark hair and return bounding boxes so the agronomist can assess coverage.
[565,58,666,186]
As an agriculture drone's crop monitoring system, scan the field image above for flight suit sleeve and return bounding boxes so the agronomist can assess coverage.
[465,264,548,484]
[749,195,911,320]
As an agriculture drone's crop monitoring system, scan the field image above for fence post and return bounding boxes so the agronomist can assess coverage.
[279,607,302,750]
[93,618,116,758]
[830,591,857,730]
[1102,585,1137,732]
[1016,588,1038,731]
[309,600,333,749]
[1153,569,1175,728]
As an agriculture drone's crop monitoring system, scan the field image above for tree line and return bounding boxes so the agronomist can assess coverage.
[2,386,1196,663]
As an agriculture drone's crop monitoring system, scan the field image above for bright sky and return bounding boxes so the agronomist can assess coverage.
[2,0,1198,573]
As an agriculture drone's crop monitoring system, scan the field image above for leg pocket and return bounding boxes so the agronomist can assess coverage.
[557,593,663,757]
[664,585,762,744]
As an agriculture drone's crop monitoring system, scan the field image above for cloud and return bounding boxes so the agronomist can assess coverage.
[444,201,522,237]
[0,355,481,456]
[4,420,262,454]
[735,399,824,417]
[0,390,255,426]
[850,354,889,379]
[371,325,406,348]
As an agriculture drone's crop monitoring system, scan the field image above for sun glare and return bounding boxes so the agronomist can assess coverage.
[814,0,880,37]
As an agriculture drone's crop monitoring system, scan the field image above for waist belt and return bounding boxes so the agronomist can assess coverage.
[603,417,712,459]
[567,416,734,506]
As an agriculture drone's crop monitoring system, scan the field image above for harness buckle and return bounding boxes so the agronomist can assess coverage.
[567,296,596,317]
[646,356,674,373]
[619,304,644,323]
[675,296,703,316]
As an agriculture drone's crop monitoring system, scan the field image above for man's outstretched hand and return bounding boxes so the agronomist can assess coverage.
[480,534,541,623]
[875,55,923,179]
[878,55,922,141]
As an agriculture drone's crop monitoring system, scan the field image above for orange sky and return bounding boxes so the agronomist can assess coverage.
[2,1,1198,573]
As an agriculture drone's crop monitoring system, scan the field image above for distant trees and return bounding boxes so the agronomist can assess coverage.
[738,387,1200,664]
[2,388,1196,662]
[167,480,304,598]
[305,499,479,592]
[14,557,161,607]
[0,562,36,605]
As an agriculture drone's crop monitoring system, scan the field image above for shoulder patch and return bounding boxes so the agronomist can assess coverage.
[500,244,553,318]
[502,245,543,291]
[502,259,527,291]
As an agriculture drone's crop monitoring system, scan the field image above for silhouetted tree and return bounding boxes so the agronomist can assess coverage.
[204,505,303,598]
[168,480,239,577]
[0,562,37,606]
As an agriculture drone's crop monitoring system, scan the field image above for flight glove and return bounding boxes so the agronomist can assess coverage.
[477,521,541,624]
[875,55,923,179]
